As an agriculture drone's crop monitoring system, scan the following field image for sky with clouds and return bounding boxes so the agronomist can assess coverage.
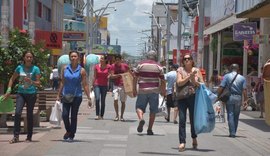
[94,0,178,56]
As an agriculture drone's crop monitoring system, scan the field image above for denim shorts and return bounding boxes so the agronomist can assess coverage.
[136,93,159,113]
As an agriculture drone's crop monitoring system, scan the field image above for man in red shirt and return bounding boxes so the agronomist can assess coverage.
[110,55,130,121]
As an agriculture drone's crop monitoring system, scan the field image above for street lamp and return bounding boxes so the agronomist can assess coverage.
[85,0,125,55]
[143,11,162,62]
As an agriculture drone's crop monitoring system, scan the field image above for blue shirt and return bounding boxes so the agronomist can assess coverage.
[62,64,82,97]
[15,64,41,94]
[220,71,246,95]
[165,71,177,95]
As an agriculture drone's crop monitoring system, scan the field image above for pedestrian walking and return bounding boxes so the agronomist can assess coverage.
[92,55,111,120]
[208,69,223,94]
[133,50,166,135]
[110,55,130,121]
[3,51,41,143]
[50,65,59,90]
[56,51,91,142]
[164,64,179,124]
[217,64,248,138]
[175,53,204,151]
[255,66,264,118]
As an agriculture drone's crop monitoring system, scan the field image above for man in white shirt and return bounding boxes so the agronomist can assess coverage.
[50,66,59,90]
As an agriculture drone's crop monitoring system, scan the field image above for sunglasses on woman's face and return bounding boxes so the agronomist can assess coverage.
[184,57,192,61]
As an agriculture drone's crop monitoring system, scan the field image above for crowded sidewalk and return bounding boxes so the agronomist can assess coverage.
[0,94,269,156]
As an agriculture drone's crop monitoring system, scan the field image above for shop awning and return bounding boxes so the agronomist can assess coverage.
[236,0,270,18]
[204,14,247,35]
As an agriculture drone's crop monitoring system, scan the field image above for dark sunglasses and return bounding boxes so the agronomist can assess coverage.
[183,57,192,61]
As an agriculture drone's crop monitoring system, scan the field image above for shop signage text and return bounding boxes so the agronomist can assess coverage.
[233,22,257,41]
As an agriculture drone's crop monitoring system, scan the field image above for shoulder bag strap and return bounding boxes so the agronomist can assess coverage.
[228,73,238,88]
[218,74,238,97]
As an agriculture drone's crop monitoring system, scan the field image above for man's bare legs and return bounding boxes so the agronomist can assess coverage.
[114,100,126,121]
[113,100,119,121]
[120,101,126,121]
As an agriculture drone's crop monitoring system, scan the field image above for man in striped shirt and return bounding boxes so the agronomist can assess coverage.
[133,50,166,135]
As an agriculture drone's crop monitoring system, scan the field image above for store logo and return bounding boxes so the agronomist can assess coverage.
[233,22,257,41]
[50,33,58,43]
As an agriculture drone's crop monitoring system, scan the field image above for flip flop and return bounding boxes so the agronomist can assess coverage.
[120,118,125,122]
[114,117,119,121]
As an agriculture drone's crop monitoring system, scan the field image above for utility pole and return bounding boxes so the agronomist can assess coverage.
[89,0,94,54]
[85,0,90,55]
[1,0,9,47]
[177,0,182,65]
[166,5,171,72]
[156,17,160,62]
[198,0,205,68]
[28,0,35,43]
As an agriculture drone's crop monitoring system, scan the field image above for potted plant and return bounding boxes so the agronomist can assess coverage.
[39,110,47,122]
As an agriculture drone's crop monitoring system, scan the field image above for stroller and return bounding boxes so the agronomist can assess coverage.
[245,82,258,111]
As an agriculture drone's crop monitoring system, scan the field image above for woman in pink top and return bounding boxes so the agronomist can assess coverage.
[93,55,111,120]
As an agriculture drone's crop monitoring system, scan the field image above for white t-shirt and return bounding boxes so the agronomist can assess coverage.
[50,68,59,80]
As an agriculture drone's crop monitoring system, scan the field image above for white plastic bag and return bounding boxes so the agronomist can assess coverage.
[156,95,168,117]
[88,91,95,109]
[213,101,225,123]
[50,101,62,126]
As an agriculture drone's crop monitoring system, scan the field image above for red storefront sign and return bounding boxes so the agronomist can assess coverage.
[35,30,62,49]
[172,49,191,65]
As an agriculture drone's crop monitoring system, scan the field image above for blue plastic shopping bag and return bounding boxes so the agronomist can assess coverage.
[194,84,215,134]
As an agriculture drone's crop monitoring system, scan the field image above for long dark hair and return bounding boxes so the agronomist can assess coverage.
[22,51,35,64]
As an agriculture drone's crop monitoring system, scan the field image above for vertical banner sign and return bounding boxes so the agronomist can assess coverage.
[233,22,257,41]
[172,49,177,64]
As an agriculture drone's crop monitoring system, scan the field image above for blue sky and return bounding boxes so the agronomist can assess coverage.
[94,0,178,56]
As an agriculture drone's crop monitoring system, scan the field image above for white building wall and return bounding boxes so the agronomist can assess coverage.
[236,0,263,13]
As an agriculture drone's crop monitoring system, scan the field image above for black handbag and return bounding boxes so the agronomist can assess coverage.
[62,94,75,103]
[218,74,238,103]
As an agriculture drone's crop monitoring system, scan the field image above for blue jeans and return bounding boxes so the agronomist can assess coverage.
[177,94,197,144]
[62,96,82,138]
[14,93,37,139]
[94,86,107,117]
[226,95,242,136]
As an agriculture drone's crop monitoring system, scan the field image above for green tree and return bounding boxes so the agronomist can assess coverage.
[0,29,51,91]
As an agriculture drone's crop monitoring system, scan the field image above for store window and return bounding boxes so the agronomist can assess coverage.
[37,2,42,18]
[43,6,51,22]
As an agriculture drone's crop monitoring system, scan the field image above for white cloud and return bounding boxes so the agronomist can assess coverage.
[133,0,154,7]
[93,0,158,56]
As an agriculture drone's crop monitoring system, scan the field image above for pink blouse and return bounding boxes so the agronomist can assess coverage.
[94,64,111,86]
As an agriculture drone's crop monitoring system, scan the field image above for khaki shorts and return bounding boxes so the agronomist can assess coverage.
[112,85,127,102]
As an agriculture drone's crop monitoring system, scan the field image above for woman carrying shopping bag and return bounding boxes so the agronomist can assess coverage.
[175,53,204,152]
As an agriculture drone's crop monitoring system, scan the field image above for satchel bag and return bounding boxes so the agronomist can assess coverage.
[218,88,231,103]
[62,94,75,103]
[217,74,238,103]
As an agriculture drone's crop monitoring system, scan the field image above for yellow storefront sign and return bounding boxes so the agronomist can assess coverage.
[51,49,61,55]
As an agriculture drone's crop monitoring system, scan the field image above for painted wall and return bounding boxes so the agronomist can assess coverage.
[236,0,263,13]
[35,0,52,31]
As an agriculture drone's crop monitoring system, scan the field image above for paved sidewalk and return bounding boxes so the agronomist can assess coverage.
[0,95,270,156]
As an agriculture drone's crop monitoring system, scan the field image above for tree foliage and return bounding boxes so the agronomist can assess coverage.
[0,29,51,91]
